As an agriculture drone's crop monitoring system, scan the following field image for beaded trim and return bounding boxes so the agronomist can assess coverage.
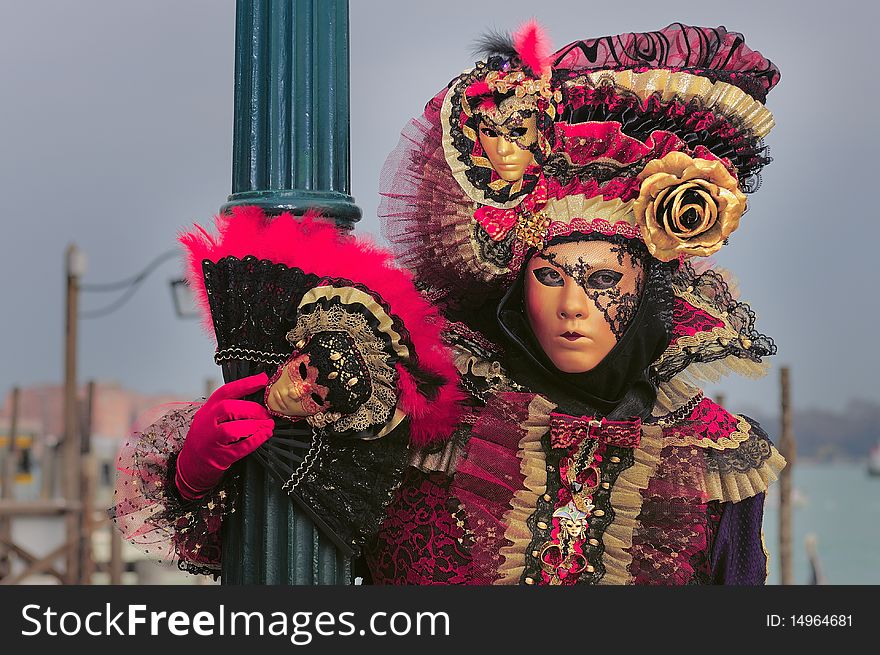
[281,431,325,494]
[655,391,705,427]
[214,346,288,365]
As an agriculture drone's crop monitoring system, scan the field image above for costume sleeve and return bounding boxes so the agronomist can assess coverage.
[110,403,237,577]
[709,493,768,585]
[701,417,784,585]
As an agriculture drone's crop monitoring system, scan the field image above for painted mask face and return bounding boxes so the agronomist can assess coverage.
[266,352,330,417]
[478,105,537,182]
[524,240,646,373]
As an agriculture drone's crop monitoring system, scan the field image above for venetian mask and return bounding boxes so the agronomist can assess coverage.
[265,351,331,417]
[524,239,645,373]
[477,104,537,182]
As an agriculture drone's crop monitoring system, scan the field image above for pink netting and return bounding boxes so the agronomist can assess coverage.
[111,402,234,575]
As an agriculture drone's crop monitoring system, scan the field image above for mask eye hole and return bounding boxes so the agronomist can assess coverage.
[480,126,499,138]
[586,270,622,290]
[299,362,308,379]
[310,392,325,407]
[532,266,564,287]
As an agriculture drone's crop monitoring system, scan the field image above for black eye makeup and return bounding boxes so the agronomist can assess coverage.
[532,266,564,287]
[480,126,499,138]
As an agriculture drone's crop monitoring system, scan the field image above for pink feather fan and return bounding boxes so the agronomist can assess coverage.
[178,206,463,446]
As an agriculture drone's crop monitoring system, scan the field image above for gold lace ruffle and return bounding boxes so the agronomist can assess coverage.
[496,395,556,585]
[663,413,753,451]
[598,424,663,585]
[653,377,702,417]
[565,69,774,137]
[542,194,635,227]
[704,444,786,503]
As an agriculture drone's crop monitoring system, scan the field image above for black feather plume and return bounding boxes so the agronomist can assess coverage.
[472,28,517,60]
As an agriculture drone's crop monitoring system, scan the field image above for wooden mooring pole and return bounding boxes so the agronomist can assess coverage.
[63,244,85,584]
[1,387,21,578]
[779,366,795,584]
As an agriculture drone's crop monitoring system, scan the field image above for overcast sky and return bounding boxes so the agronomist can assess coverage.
[1,0,877,418]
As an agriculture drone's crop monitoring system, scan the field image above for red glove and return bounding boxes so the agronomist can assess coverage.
[175,372,274,500]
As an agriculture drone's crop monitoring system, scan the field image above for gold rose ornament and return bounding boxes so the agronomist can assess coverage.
[632,151,747,261]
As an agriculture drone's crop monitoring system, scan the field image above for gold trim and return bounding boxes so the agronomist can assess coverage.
[565,69,774,138]
[372,407,407,440]
[599,424,663,585]
[496,395,556,585]
[659,326,740,355]
[664,413,754,451]
[674,358,770,386]
[541,194,635,227]
[761,530,770,582]
[298,285,409,360]
[704,444,787,502]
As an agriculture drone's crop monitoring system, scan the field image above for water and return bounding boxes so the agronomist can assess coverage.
[8,463,877,584]
[763,463,880,585]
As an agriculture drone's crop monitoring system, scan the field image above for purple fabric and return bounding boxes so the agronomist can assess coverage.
[710,492,767,585]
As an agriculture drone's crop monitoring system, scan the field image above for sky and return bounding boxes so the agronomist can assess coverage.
[0,0,877,418]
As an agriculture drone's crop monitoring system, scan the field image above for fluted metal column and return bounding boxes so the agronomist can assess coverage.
[221,0,357,585]
[222,0,360,225]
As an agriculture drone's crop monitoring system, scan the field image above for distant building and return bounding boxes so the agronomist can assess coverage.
[0,382,193,500]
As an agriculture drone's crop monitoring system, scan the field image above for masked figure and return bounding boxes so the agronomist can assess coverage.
[113,22,784,585]
[366,22,784,585]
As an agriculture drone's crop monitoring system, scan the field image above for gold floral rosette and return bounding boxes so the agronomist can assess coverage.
[632,151,747,261]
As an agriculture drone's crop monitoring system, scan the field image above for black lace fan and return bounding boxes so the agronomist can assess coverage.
[250,418,411,557]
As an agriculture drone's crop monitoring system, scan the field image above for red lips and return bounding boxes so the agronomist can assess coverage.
[560,331,584,341]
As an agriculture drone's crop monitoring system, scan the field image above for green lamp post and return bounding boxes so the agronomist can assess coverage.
[220,0,360,585]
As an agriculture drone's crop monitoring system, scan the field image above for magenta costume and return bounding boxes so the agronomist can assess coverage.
[113,23,785,585]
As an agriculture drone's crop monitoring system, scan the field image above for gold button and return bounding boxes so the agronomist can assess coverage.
[327,372,338,380]
[543,494,552,502]
[525,577,535,585]
[347,377,359,387]
[586,565,594,573]
[601,482,610,490]
[531,550,539,557]
[330,352,342,361]
[589,538,599,546]
[537,521,548,530]
[610,456,621,463]
[593,510,605,517]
